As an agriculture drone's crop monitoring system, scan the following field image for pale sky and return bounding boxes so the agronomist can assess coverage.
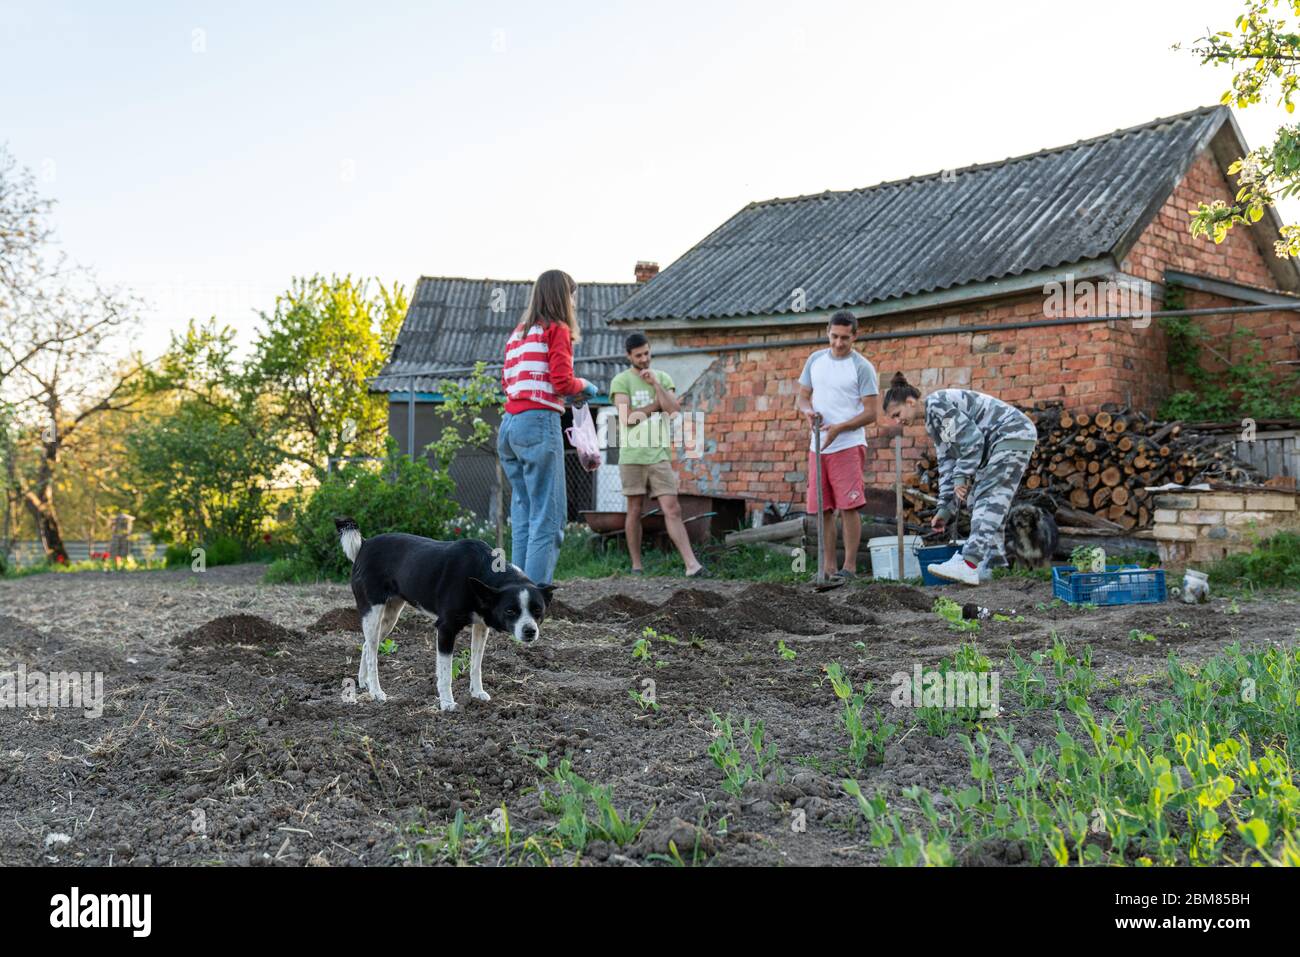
[2,0,1296,353]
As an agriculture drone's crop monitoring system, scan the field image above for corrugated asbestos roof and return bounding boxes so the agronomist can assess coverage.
[372,278,638,393]
[609,106,1235,323]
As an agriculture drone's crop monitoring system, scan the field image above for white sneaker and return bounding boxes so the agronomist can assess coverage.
[927,553,981,586]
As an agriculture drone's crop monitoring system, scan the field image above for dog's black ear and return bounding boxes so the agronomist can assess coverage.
[469,578,499,608]
[538,584,556,607]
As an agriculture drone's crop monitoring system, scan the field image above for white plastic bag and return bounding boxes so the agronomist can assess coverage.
[565,403,603,471]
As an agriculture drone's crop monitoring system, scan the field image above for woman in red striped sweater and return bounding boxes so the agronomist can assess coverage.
[497,269,598,586]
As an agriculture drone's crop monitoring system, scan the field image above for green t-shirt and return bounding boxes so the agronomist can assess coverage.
[609,367,674,466]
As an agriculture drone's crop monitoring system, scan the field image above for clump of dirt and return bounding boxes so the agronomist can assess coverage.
[631,606,739,643]
[727,582,871,634]
[659,588,730,611]
[174,614,308,649]
[544,599,583,621]
[846,583,935,613]
[311,606,360,633]
[588,594,661,619]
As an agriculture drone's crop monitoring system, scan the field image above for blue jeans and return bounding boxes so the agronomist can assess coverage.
[497,409,566,586]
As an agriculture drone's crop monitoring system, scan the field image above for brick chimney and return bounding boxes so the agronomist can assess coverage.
[635,261,659,283]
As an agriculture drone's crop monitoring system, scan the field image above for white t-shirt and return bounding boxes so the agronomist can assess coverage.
[798,349,879,454]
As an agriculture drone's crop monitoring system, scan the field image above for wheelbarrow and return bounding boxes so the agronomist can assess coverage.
[579,506,717,555]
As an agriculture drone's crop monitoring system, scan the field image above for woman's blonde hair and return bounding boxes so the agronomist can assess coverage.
[518,269,580,344]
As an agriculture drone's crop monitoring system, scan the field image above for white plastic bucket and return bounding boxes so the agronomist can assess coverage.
[1182,568,1209,604]
[869,535,923,580]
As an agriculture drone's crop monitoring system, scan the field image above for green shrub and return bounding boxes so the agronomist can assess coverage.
[1207,532,1300,591]
[205,535,243,567]
[290,440,458,578]
[164,535,243,568]
[1156,311,1300,420]
[265,555,333,583]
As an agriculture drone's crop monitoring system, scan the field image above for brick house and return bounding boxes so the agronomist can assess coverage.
[608,106,1300,519]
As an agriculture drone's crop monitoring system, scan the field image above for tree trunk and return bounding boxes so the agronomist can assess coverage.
[24,492,68,562]
[21,445,69,563]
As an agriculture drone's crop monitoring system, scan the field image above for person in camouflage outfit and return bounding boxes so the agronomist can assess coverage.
[881,373,1037,585]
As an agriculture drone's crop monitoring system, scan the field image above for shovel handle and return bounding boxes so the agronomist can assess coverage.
[813,414,824,583]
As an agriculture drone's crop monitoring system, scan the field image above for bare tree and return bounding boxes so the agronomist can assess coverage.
[0,144,141,561]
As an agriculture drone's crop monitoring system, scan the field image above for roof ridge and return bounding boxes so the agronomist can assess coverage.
[742,105,1226,212]
[414,275,640,287]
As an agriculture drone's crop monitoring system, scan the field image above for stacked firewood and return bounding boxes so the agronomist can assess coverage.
[902,401,1257,531]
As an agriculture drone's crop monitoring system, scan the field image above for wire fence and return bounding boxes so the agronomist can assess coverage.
[451,448,601,524]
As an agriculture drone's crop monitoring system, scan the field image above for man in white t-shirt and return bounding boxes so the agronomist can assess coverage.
[795,311,882,579]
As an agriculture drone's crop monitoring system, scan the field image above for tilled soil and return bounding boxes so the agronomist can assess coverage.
[1,565,1296,866]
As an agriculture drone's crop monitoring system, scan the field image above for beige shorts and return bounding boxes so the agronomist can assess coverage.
[620,460,679,499]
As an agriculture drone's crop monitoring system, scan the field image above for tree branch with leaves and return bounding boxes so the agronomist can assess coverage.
[1186,0,1300,254]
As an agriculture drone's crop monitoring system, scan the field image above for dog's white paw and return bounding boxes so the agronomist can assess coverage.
[370,688,387,703]
[439,699,457,712]
[471,689,491,702]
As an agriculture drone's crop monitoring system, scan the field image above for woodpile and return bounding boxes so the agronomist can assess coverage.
[902,401,1258,531]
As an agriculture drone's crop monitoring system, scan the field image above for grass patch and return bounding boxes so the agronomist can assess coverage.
[1206,532,1300,591]
[2,557,168,578]
[551,523,802,582]
[264,555,348,584]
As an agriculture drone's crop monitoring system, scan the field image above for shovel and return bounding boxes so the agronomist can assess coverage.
[811,413,844,592]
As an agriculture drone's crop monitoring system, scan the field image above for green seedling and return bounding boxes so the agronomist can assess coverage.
[777,640,797,661]
[825,662,897,766]
[707,710,780,795]
[1007,646,1051,710]
[1070,545,1105,573]
[933,596,980,633]
[628,688,659,713]
[535,755,654,853]
[412,809,495,865]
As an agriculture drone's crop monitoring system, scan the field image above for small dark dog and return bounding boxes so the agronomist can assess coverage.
[1003,504,1059,569]
[335,517,553,709]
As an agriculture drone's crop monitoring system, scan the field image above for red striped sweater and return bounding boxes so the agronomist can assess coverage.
[502,321,589,414]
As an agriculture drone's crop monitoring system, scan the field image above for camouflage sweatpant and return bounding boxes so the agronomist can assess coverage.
[960,444,1034,567]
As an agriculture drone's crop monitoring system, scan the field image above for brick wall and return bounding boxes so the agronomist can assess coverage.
[1151,489,1300,566]
[662,146,1300,514]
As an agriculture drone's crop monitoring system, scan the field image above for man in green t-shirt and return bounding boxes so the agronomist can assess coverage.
[609,334,707,577]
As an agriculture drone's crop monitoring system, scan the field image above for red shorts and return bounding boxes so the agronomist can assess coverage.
[807,445,866,513]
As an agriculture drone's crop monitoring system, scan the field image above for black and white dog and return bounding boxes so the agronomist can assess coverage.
[1002,504,1060,569]
[335,518,553,710]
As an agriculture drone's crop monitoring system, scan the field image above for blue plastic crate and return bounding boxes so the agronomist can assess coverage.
[918,544,960,586]
[1051,564,1166,606]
